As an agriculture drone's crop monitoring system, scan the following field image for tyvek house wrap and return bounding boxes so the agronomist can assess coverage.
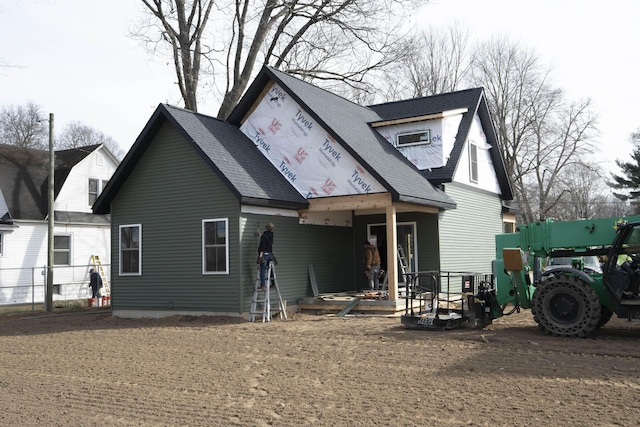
[374,113,464,171]
[240,82,386,199]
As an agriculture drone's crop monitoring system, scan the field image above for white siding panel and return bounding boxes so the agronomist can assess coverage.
[453,114,501,194]
[438,183,502,274]
[56,147,119,212]
[0,221,110,305]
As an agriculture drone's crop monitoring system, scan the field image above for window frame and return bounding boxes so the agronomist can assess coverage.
[202,218,229,275]
[469,141,479,183]
[396,130,432,148]
[53,234,72,265]
[0,232,3,257]
[119,224,142,276]
[88,178,109,206]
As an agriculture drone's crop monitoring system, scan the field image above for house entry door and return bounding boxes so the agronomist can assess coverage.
[367,222,417,283]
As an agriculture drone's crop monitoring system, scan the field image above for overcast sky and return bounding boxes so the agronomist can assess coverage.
[1,0,638,171]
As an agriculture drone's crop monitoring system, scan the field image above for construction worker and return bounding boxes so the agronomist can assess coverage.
[89,268,102,298]
[257,223,275,290]
[363,240,381,291]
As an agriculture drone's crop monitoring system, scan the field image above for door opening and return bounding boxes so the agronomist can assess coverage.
[367,222,417,282]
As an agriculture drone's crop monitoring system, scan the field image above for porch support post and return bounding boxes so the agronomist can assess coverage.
[385,205,398,301]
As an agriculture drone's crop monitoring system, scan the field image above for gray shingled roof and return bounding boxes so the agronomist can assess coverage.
[93,105,308,214]
[369,88,513,199]
[0,143,104,221]
[229,67,457,209]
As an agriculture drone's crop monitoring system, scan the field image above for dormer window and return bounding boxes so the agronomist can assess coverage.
[396,130,431,147]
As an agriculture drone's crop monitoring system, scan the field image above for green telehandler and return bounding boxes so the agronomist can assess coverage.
[401,215,640,337]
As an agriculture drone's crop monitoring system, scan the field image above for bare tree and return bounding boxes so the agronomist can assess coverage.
[469,36,598,222]
[384,22,471,100]
[58,121,125,159]
[137,0,215,112]
[0,102,47,149]
[549,162,628,220]
[134,0,423,118]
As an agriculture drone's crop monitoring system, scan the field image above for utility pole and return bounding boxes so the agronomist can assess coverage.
[45,113,54,312]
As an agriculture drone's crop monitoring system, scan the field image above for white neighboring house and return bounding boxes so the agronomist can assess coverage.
[0,143,119,305]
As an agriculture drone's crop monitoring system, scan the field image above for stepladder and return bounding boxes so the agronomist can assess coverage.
[381,244,409,293]
[90,255,110,296]
[249,261,287,322]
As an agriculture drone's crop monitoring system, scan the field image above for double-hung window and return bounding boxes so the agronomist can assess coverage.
[54,235,71,265]
[120,224,141,275]
[202,219,229,274]
[469,141,478,183]
[88,178,110,206]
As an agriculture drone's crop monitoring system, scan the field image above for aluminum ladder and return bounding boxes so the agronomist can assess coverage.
[249,261,287,322]
[381,244,410,292]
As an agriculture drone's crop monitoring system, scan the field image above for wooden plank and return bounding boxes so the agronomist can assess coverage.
[308,264,319,297]
[337,298,360,317]
[301,193,392,212]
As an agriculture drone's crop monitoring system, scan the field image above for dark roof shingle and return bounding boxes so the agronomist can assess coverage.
[0,144,99,220]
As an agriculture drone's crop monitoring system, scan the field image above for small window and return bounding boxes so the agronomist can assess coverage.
[202,219,229,274]
[54,235,71,265]
[469,142,478,183]
[120,224,141,275]
[0,233,3,256]
[88,178,99,205]
[89,179,109,206]
[396,130,431,147]
[504,222,515,233]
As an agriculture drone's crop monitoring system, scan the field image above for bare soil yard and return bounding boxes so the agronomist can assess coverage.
[1,307,639,426]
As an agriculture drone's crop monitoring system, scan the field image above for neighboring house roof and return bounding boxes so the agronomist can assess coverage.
[229,66,457,209]
[93,104,309,215]
[0,143,108,221]
[369,88,513,200]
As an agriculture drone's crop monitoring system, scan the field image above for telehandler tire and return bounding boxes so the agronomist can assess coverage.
[532,274,601,338]
[597,306,614,328]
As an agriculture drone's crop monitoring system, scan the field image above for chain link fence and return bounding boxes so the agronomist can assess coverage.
[0,263,111,311]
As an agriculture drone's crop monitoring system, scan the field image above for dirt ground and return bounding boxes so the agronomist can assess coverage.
[1,307,639,427]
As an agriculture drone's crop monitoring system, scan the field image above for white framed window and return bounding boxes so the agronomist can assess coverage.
[469,141,478,183]
[88,178,110,206]
[396,130,431,147]
[120,224,142,276]
[54,234,71,265]
[202,219,229,274]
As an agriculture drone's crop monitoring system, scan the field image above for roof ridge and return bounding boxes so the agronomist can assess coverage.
[368,87,483,108]
[161,103,229,124]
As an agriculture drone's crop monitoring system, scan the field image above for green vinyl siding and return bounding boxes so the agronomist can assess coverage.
[239,214,355,312]
[401,213,439,272]
[353,212,439,284]
[110,122,241,312]
[438,182,502,274]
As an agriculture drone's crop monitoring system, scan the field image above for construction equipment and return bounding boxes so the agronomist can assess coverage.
[402,215,640,337]
[249,261,287,322]
[401,270,497,331]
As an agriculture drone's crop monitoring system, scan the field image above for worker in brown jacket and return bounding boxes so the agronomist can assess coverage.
[363,240,381,291]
